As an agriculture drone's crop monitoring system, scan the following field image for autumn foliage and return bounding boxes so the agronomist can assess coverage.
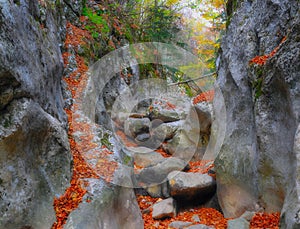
[249,36,286,65]
[52,20,118,229]
[137,194,228,229]
[250,212,280,229]
[193,89,215,104]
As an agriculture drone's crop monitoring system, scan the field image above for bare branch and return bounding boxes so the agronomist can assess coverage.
[168,72,216,86]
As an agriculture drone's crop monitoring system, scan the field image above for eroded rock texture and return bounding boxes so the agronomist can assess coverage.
[0,0,71,228]
[214,0,300,227]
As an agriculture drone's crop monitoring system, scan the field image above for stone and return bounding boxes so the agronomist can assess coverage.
[145,182,170,198]
[213,0,300,220]
[193,102,212,135]
[131,147,164,167]
[168,171,216,202]
[0,1,71,227]
[65,178,144,229]
[149,96,191,123]
[124,117,151,138]
[227,218,250,229]
[145,184,163,198]
[240,211,256,221]
[191,214,201,222]
[152,121,183,141]
[152,198,176,220]
[137,157,188,185]
[128,146,153,154]
[163,130,199,162]
[162,104,212,161]
[281,123,300,228]
[135,133,151,142]
[168,221,192,229]
[0,100,71,229]
[185,224,213,229]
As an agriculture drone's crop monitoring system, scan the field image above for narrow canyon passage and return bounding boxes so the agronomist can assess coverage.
[1,1,299,229]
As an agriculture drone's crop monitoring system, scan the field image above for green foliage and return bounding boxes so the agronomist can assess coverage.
[82,7,109,34]
[101,133,112,148]
[252,67,265,100]
[79,0,222,97]
[141,4,180,43]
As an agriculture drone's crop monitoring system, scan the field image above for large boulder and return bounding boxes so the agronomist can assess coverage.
[167,171,216,202]
[124,118,151,138]
[0,1,71,228]
[152,120,182,141]
[65,175,143,229]
[149,96,190,123]
[137,157,187,185]
[162,104,212,161]
[0,99,71,229]
[213,0,300,223]
[130,147,165,167]
[163,130,196,157]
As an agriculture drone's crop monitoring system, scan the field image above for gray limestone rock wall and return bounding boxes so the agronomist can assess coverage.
[214,0,300,226]
[0,1,143,228]
[0,0,71,228]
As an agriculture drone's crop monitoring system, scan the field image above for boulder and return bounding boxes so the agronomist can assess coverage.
[149,96,190,123]
[65,178,144,229]
[167,171,216,202]
[130,147,164,168]
[137,157,187,185]
[124,118,151,138]
[163,130,199,162]
[168,221,192,229]
[135,133,151,143]
[152,198,176,220]
[162,104,212,161]
[0,99,71,229]
[185,224,213,229]
[152,121,183,141]
[193,102,212,135]
[227,218,250,229]
[145,182,170,198]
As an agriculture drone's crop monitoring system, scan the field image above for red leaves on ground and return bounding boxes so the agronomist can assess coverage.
[250,212,280,229]
[155,147,171,158]
[249,36,286,65]
[65,22,91,48]
[52,179,87,229]
[136,194,228,229]
[52,21,118,229]
[193,90,214,104]
[188,160,214,174]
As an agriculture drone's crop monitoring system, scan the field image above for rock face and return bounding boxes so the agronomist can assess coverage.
[0,1,143,228]
[214,0,300,226]
[0,1,71,228]
[65,179,143,229]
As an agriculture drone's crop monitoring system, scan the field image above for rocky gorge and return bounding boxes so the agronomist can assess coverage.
[0,0,300,229]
